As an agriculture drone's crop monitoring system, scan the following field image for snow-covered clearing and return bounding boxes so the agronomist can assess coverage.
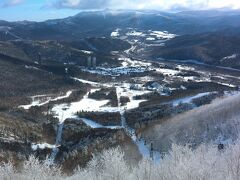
[172,92,215,107]
[25,65,40,70]
[150,31,176,39]
[31,143,57,151]
[79,50,93,54]
[180,75,211,83]
[216,82,237,88]
[155,68,180,76]
[81,118,122,129]
[135,76,156,82]
[124,44,137,54]
[126,31,145,37]
[81,66,147,76]
[71,77,100,86]
[51,89,109,122]
[176,65,195,71]
[19,91,72,110]
[115,83,151,110]
[182,76,196,81]
[112,29,176,43]
[111,29,121,37]
[222,54,238,60]
[213,75,226,80]
[51,84,151,122]
[146,37,156,41]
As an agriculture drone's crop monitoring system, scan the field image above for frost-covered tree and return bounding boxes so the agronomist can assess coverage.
[0,161,15,180]
[2,141,240,180]
[19,156,62,180]
[73,148,129,180]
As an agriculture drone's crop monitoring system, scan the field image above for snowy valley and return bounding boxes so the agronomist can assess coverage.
[1,8,240,179]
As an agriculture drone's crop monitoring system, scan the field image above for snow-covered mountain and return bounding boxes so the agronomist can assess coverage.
[1,10,240,41]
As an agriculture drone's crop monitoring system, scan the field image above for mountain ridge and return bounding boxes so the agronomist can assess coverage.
[1,10,240,41]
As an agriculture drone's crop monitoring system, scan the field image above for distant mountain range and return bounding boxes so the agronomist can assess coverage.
[1,10,240,41]
[0,9,240,69]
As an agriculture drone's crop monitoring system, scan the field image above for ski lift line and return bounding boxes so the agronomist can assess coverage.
[6,31,23,40]
[49,111,65,163]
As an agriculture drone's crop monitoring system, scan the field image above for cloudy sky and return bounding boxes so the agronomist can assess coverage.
[1,0,240,21]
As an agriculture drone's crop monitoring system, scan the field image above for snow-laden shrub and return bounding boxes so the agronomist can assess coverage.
[72,148,129,180]
[2,141,240,180]
[72,140,240,180]
[0,156,63,180]
[0,161,15,180]
[18,156,62,180]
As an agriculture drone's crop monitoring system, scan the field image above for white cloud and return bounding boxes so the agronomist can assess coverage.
[2,0,24,7]
[52,0,110,9]
[51,0,240,10]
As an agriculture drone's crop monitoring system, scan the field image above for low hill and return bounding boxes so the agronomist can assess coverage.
[142,93,240,153]
[0,38,130,66]
[151,31,240,69]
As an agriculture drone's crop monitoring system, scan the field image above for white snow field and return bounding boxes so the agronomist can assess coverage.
[19,91,72,110]
[51,83,151,122]
[150,30,176,39]
[172,92,215,107]
[31,143,57,151]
